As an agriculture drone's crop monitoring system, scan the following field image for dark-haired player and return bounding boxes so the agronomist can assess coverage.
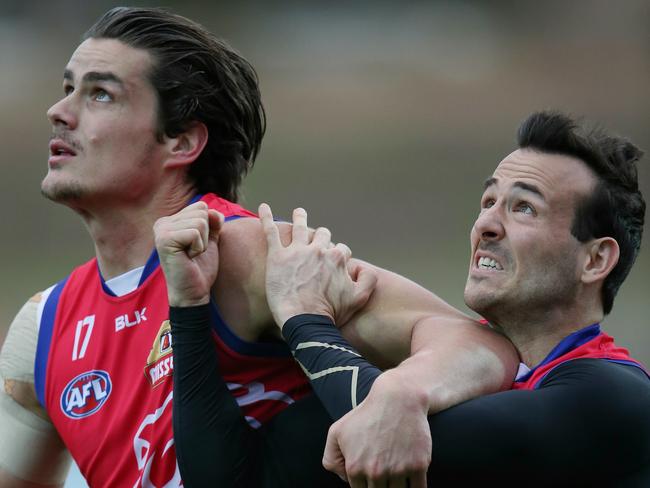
[165,112,650,486]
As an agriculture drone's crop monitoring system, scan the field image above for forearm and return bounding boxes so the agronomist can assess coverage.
[389,315,519,415]
[170,305,260,487]
[425,360,650,485]
[283,313,518,419]
[170,306,343,487]
[282,314,381,420]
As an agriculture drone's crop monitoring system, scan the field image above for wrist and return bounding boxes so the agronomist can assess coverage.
[273,307,334,330]
[168,293,210,308]
[369,369,429,415]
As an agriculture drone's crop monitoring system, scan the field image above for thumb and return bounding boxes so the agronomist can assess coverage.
[207,209,225,243]
[351,265,377,308]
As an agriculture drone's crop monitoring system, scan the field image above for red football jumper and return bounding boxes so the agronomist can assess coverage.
[512,323,648,390]
[35,194,311,487]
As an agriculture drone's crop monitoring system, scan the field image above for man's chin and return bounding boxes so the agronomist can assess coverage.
[40,182,86,203]
[464,288,500,317]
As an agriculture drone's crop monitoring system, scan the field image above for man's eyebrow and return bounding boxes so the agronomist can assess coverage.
[482,177,545,200]
[62,69,124,85]
[513,181,545,201]
[483,177,497,190]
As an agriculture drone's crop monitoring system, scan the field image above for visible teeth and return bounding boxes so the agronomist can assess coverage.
[478,256,503,270]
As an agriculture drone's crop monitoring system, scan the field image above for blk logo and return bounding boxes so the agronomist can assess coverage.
[60,370,112,419]
[115,307,147,332]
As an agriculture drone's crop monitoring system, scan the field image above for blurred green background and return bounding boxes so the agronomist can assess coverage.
[1,1,648,363]
[1,2,648,485]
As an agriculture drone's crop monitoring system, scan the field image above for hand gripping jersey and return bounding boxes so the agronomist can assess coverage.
[34,194,311,487]
[513,323,649,390]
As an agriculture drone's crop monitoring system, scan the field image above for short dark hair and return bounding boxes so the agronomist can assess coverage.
[517,111,645,314]
[84,7,266,202]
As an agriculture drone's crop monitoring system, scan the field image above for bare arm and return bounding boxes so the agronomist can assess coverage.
[0,294,71,487]
[213,213,518,374]
[257,204,518,487]
[156,202,518,487]
[216,209,517,390]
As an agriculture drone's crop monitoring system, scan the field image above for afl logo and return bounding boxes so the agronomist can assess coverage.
[60,370,112,419]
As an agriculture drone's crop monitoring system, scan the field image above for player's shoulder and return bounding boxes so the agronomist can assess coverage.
[544,358,650,414]
[219,214,292,266]
[547,357,649,386]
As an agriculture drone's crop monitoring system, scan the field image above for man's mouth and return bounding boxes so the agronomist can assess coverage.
[476,255,503,271]
[49,139,78,157]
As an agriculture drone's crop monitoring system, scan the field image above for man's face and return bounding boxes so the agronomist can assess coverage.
[464,148,597,323]
[42,38,166,207]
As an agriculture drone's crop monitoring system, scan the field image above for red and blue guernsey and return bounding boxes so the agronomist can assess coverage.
[34,194,311,487]
[513,323,649,390]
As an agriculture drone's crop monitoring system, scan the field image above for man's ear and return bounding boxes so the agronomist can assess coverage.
[581,237,619,285]
[162,122,208,169]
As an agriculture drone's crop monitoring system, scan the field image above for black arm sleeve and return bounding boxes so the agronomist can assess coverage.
[170,305,344,488]
[174,309,650,487]
[281,314,650,487]
[426,359,650,486]
[282,314,380,419]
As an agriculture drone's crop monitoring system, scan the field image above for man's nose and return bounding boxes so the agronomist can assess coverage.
[473,205,505,241]
[47,95,77,129]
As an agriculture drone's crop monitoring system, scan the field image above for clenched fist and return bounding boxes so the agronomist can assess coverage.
[154,201,224,307]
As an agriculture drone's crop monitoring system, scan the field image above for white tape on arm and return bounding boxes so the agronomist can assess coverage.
[0,294,71,485]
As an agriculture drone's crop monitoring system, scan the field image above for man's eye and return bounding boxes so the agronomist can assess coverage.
[481,198,495,209]
[516,202,534,215]
[63,85,74,95]
[93,90,112,102]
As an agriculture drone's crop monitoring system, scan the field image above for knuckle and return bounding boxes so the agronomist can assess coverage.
[322,457,335,471]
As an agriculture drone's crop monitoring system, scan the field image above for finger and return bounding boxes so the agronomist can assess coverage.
[184,200,208,212]
[407,472,427,488]
[159,217,210,243]
[335,242,352,261]
[386,476,408,488]
[349,476,368,488]
[323,429,348,482]
[259,203,282,252]
[161,228,204,259]
[367,478,388,488]
[291,207,309,244]
[207,209,224,243]
[311,226,332,248]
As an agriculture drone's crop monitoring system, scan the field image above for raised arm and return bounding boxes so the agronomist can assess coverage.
[154,203,344,487]
[156,201,518,486]
[0,294,71,487]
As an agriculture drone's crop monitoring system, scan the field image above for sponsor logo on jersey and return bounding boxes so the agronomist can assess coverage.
[144,320,174,388]
[160,330,172,354]
[115,307,147,332]
[60,370,112,419]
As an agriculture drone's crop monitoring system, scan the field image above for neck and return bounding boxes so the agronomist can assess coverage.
[489,301,603,366]
[75,180,196,280]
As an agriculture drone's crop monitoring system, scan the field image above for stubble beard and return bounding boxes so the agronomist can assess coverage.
[41,178,87,203]
[464,258,580,330]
